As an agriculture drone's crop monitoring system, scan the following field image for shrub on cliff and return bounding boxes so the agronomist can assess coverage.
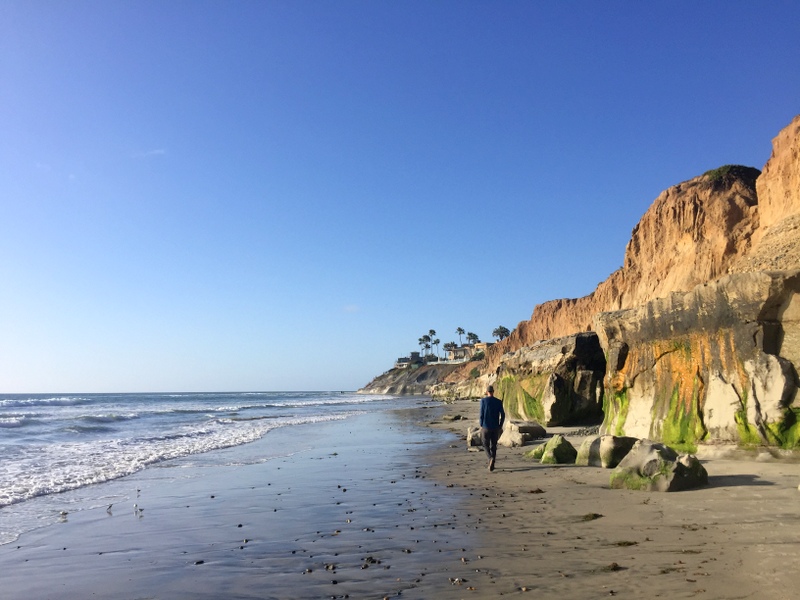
[702,164,760,189]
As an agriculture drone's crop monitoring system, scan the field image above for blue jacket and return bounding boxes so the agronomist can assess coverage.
[480,395,505,430]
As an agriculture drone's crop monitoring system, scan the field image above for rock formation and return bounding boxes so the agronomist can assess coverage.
[363,115,800,452]
[596,270,800,450]
[754,115,800,231]
[730,116,800,274]
[447,165,762,380]
[359,363,461,395]
[493,332,605,426]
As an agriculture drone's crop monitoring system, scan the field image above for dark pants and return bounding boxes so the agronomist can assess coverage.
[481,427,501,461]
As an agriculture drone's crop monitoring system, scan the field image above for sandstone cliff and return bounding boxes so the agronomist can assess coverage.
[447,114,800,383]
[359,363,461,396]
[596,271,800,451]
[365,115,800,452]
[494,332,606,426]
[754,115,800,230]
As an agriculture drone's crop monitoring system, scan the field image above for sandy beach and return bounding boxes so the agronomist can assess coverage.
[420,398,800,600]
[1,398,799,599]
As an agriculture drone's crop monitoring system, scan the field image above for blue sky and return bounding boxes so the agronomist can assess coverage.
[1,1,798,392]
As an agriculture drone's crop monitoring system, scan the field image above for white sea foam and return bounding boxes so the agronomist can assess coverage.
[0,412,354,508]
[211,395,389,412]
[0,416,33,428]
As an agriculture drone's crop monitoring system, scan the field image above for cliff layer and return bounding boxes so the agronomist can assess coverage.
[596,271,800,451]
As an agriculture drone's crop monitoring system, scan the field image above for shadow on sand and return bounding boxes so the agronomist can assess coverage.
[708,473,776,488]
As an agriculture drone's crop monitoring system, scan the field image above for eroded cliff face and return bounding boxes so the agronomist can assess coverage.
[494,333,605,426]
[595,271,800,450]
[447,167,762,382]
[755,115,800,230]
[732,115,800,274]
[359,363,461,395]
[447,114,800,383]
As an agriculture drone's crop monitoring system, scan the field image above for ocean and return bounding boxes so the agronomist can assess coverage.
[0,391,415,546]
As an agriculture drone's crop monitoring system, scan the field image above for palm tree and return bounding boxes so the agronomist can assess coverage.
[443,341,457,359]
[492,326,511,341]
[467,332,480,345]
[456,327,465,346]
[421,334,431,355]
[433,338,440,357]
[418,337,426,355]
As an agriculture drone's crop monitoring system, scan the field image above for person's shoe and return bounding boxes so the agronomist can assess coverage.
[489,458,495,471]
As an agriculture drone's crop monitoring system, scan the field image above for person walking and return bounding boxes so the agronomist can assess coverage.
[480,384,505,471]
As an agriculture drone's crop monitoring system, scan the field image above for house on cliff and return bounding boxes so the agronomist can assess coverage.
[446,342,494,362]
[395,352,422,369]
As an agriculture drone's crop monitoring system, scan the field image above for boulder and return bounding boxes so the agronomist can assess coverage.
[539,434,578,465]
[576,435,638,468]
[466,426,482,450]
[499,420,546,447]
[610,439,709,492]
[526,444,546,461]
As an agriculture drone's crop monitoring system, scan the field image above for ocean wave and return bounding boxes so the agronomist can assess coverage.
[78,414,138,424]
[278,396,390,407]
[211,395,389,412]
[63,425,115,434]
[113,398,382,416]
[0,396,88,409]
[229,415,284,422]
[0,412,355,508]
[0,416,38,428]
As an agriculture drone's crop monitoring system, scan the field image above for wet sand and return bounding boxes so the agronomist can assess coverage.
[0,406,476,600]
[1,399,799,599]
